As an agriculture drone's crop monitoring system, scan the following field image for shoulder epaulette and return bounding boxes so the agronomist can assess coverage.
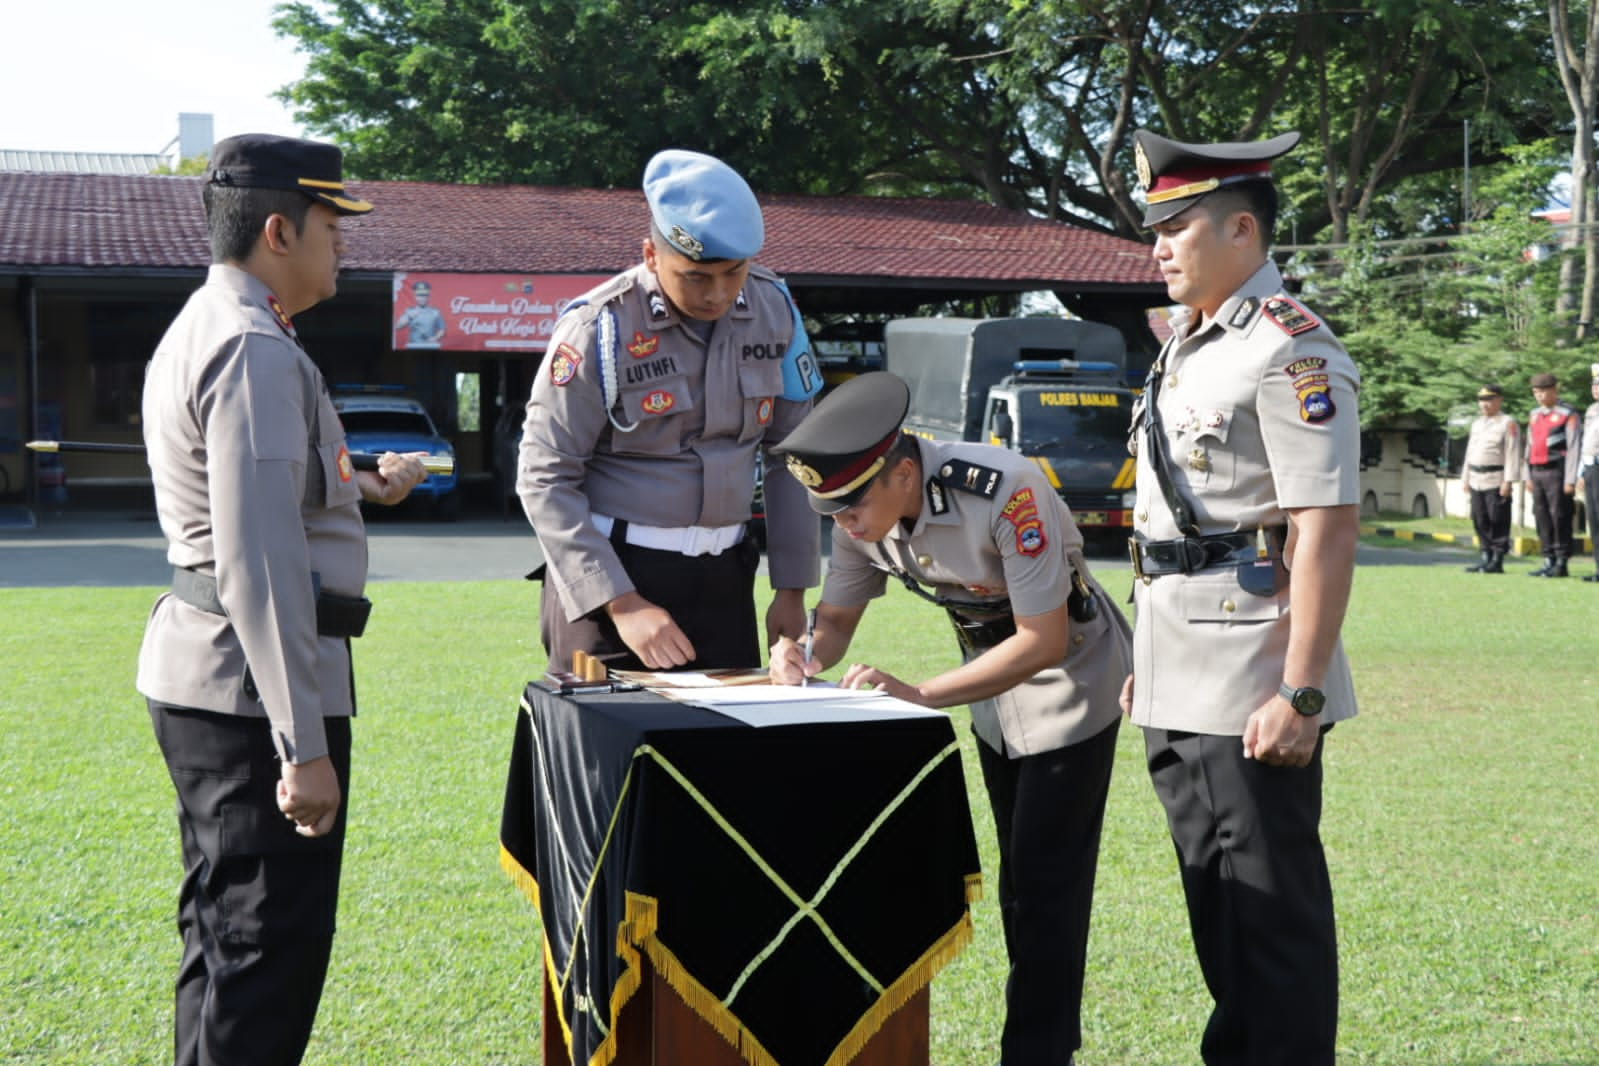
[935,458,1003,500]
[1262,295,1321,336]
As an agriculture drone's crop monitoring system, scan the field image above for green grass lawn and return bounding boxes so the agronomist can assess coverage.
[2,564,1597,1064]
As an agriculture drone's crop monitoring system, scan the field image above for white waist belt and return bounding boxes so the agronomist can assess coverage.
[592,513,745,557]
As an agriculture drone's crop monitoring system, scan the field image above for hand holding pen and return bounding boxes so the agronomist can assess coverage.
[801,607,817,687]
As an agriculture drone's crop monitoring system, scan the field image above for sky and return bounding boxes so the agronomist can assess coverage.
[4,0,308,155]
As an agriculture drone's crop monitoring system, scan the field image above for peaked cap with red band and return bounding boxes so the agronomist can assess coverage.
[772,372,910,514]
[1134,129,1300,226]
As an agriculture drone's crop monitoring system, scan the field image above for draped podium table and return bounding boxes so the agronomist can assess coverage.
[499,681,983,1066]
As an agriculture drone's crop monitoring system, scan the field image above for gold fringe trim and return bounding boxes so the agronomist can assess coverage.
[965,871,985,904]
[499,844,542,911]
[636,928,783,1066]
[824,910,975,1066]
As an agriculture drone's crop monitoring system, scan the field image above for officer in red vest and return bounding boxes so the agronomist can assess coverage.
[1524,371,1581,577]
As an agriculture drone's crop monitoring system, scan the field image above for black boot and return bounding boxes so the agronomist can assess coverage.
[1550,558,1569,577]
[1482,551,1505,574]
[1530,557,1554,577]
[1464,551,1489,573]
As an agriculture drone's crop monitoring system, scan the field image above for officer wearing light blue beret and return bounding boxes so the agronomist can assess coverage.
[519,149,822,673]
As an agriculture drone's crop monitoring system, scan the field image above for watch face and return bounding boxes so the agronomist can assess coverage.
[1294,688,1326,716]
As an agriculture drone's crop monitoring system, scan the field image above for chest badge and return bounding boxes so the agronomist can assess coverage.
[1188,447,1211,473]
[755,397,774,425]
[627,331,660,359]
[641,389,675,415]
[336,444,354,483]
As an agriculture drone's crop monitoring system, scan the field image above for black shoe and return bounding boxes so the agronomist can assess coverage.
[1582,573,1599,582]
[1464,552,1489,573]
[1482,552,1505,574]
[1550,559,1569,577]
[1530,560,1554,577]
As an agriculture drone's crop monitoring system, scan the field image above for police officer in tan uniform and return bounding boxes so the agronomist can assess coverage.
[138,134,427,1064]
[1580,364,1599,581]
[1460,383,1524,573]
[1121,129,1360,1066]
[769,373,1130,1066]
[518,149,821,672]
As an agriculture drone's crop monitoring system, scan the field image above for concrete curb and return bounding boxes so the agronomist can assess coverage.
[1359,525,1593,557]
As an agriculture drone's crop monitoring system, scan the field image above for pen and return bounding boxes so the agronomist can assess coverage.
[801,607,817,687]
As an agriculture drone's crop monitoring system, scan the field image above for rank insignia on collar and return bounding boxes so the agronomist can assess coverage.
[267,295,295,337]
[1229,297,1259,330]
[1262,296,1320,336]
[938,459,1002,499]
[649,293,670,320]
[627,331,659,359]
[926,478,948,515]
[735,290,748,312]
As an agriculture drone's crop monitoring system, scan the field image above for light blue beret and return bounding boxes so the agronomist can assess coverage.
[643,149,764,261]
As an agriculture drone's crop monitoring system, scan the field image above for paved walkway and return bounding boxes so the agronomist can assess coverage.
[1,502,1483,589]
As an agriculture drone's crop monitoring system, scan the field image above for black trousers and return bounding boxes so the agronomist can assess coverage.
[540,531,762,672]
[1144,727,1338,1066]
[976,717,1120,1066]
[148,702,351,1066]
[1586,471,1599,569]
[1528,464,1574,560]
[1468,487,1513,554]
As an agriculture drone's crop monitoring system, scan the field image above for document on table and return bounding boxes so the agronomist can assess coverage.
[654,682,946,727]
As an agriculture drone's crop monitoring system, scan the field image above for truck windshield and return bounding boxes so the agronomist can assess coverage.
[1014,391,1132,457]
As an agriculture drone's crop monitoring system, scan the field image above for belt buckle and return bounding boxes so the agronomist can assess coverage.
[681,526,711,557]
[1128,537,1145,580]
[1177,537,1209,573]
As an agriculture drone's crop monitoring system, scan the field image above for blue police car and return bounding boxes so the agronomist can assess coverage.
[331,386,460,520]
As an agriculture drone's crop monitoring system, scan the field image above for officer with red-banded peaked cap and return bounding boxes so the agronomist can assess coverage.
[1133,129,1300,226]
[1124,124,1363,1066]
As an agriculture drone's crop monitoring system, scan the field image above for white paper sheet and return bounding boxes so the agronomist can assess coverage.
[654,683,946,727]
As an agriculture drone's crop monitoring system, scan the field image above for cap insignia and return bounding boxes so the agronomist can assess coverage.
[785,454,824,488]
[1135,141,1152,191]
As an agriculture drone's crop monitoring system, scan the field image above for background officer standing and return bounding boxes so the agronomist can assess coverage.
[1460,383,1523,573]
[1120,128,1361,1066]
[769,372,1130,1066]
[139,134,426,1065]
[518,149,821,672]
[1580,364,1599,582]
[1523,371,1581,577]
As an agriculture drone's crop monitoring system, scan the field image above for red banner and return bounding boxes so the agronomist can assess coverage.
[392,272,611,352]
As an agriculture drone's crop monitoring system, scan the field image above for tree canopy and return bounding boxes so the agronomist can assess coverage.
[272,0,1599,427]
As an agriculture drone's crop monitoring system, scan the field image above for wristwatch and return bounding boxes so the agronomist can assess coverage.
[1278,683,1326,717]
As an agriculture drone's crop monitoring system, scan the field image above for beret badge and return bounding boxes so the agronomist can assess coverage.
[669,225,705,259]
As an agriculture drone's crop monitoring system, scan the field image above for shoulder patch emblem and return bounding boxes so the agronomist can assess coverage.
[549,343,582,386]
[1000,488,1047,557]
[336,444,354,483]
[1297,385,1337,424]
[1263,296,1320,336]
[937,459,1003,499]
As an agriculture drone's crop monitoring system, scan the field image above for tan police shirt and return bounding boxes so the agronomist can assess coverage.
[1462,412,1524,491]
[518,263,820,621]
[822,438,1129,756]
[1129,261,1360,736]
[137,265,366,764]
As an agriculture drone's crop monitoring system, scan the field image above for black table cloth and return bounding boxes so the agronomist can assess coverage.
[500,683,983,1066]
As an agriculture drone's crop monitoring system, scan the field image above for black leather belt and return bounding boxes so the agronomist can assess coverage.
[1530,460,1565,469]
[946,609,1017,654]
[171,567,371,638]
[1469,464,1503,473]
[1129,528,1282,580]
